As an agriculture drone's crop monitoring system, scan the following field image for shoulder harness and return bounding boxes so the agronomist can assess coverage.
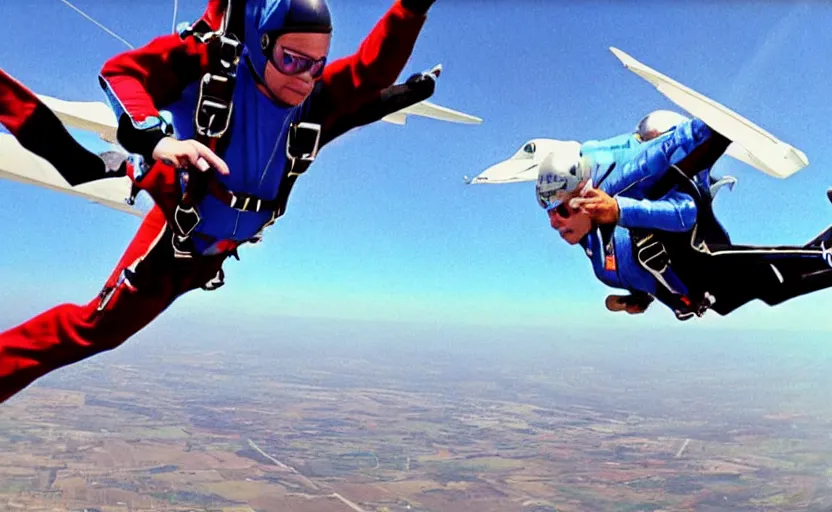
[164,2,439,259]
[169,0,325,258]
[628,165,723,318]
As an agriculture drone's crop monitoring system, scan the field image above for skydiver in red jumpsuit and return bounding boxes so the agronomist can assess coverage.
[0,0,440,403]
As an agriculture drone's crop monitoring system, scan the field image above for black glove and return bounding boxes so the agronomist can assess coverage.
[401,0,436,14]
[403,64,440,98]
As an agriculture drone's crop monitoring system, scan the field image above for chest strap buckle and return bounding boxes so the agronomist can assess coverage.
[195,35,242,139]
[286,122,321,176]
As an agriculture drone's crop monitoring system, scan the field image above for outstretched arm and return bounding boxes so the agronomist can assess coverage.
[315,0,436,131]
[321,65,439,145]
[616,188,698,232]
[573,185,697,233]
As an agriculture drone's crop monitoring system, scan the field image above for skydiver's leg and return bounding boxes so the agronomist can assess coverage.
[0,67,123,185]
[694,243,832,315]
[0,206,226,403]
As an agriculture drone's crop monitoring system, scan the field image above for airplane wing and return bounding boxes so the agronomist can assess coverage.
[0,134,142,217]
[466,139,575,185]
[5,93,481,214]
[609,47,809,179]
[35,94,119,144]
[35,92,482,144]
[465,158,540,185]
[383,100,483,125]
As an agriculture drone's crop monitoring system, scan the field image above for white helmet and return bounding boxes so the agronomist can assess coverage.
[535,141,588,210]
[636,110,690,141]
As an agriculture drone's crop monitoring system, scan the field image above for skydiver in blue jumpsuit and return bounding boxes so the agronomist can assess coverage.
[535,122,707,319]
[535,114,832,320]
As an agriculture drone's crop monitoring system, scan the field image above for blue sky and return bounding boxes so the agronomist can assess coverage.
[1,0,832,342]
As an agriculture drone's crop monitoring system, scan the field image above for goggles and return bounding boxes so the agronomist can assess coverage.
[271,45,327,79]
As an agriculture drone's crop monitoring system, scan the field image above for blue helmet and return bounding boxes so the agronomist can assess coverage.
[244,0,333,80]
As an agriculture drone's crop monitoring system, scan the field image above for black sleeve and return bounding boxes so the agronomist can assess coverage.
[314,70,437,147]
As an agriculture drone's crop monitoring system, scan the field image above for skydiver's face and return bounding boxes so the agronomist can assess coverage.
[548,202,592,245]
[263,32,331,106]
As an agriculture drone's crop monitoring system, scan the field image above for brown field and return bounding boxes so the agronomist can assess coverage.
[4,334,832,512]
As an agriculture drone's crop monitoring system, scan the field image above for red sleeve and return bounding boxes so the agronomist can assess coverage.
[319,0,428,127]
[97,0,225,126]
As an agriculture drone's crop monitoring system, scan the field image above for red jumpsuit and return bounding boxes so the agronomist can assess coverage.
[0,0,428,403]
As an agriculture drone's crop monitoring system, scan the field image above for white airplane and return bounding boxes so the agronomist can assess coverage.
[467,47,809,185]
[0,64,482,217]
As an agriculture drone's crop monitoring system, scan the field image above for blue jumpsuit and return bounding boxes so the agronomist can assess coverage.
[576,118,718,298]
[161,66,301,255]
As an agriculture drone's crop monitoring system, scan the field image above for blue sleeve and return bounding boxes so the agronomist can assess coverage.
[633,118,712,178]
[616,188,698,232]
[608,118,713,195]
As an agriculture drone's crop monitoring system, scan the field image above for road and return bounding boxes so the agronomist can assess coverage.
[247,438,368,512]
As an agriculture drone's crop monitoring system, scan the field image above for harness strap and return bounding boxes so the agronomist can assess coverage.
[169,5,440,255]
[632,230,715,318]
[193,34,242,141]
[167,1,243,257]
[274,121,322,214]
[634,233,687,296]
[241,120,323,244]
[622,157,724,317]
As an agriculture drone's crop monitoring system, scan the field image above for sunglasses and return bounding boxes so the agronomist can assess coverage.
[271,45,327,79]
[553,202,571,218]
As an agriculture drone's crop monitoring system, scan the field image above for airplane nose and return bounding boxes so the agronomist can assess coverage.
[468,159,540,185]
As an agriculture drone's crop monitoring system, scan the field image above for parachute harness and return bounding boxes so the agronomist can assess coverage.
[169,0,325,260]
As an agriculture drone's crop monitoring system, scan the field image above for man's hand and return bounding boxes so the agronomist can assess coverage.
[570,188,619,224]
[152,137,230,176]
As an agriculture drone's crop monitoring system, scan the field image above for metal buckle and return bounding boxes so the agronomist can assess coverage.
[216,35,242,69]
[286,122,321,176]
[194,35,241,139]
[181,0,237,43]
[229,194,262,213]
[96,269,135,312]
[174,205,201,237]
[195,74,234,138]
[171,234,195,259]
[637,240,669,273]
